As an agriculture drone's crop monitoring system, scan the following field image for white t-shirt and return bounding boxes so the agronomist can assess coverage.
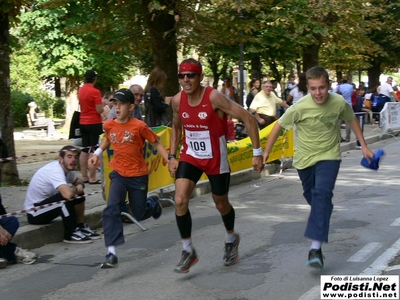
[24,161,77,210]
[379,82,394,98]
[289,87,305,104]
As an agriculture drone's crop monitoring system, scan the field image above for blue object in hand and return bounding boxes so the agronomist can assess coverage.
[360,148,384,170]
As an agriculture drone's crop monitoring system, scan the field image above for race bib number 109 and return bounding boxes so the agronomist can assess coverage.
[185,129,213,159]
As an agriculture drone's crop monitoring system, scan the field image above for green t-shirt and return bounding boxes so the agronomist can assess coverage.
[278,93,356,169]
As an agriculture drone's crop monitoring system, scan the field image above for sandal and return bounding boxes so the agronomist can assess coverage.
[89,179,102,185]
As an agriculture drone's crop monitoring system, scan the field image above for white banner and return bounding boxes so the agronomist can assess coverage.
[380,102,400,135]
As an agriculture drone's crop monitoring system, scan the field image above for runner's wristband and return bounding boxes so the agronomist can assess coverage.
[94,148,103,157]
[253,147,262,156]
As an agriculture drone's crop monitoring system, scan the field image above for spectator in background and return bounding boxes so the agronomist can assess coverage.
[28,101,56,138]
[101,92,114,122]
[249,80,289,129]
[283,74,297,102]
[353,87,370,148]
[333,76,354,142]
[333,76,353,106]
[24,145,100,244]
[287,73,308,105]
[130,84,144,120]
[1,136,37,267]
[108,84,144,121]
[246,78,261,109]
[328,79,333,92]
[351,83,358,111]
[395,86,400,102]
[78,70,103,184]
[221,77,240,105]
[379,76,399,102]
[144,67,172,127]
[0,198,38,267]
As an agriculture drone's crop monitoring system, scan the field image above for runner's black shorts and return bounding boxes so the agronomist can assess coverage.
[176,161,230,196]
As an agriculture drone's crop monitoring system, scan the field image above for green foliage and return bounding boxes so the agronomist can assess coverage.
[30,90,59,118]
[10,90,33,127]
[53,98,66,118]
[10,39,62,120]
[10,42,42,93]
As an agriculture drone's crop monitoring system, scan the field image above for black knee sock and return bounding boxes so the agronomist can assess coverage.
[222,206,235,232]
[176,210,192,239]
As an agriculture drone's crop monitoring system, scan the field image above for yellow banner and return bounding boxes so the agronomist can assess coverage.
[228,121,294,172]
[102,122,294,201]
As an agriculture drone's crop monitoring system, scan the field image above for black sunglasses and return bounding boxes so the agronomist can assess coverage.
[177,73,198,79]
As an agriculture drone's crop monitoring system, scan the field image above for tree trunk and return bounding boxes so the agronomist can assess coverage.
[0,13,19,185]
[140,0,179,123]
[63,76,80,132]
[268,60,281,83]
[207,56,228,89]
[55,77,61,98]
[302,40,321,72]
[367,62,381,91]
[250,56,262,81]
[141,0,179,98]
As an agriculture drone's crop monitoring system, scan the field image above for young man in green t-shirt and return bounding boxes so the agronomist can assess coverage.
[262,66,374,269]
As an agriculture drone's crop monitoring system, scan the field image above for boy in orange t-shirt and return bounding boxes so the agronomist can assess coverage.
[89,88,170,269]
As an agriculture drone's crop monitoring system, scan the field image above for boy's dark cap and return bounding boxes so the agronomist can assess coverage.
[110,89,134,104]
[84,70,97,80]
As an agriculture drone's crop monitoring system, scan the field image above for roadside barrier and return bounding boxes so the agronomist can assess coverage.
[380,102,400,136]
[0,145,97,163]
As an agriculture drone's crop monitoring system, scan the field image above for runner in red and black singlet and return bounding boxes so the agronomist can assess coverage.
[168,58,264,274]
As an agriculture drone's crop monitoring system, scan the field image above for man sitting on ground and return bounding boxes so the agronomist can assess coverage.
[1,136,37,267]
[24,145,100,244]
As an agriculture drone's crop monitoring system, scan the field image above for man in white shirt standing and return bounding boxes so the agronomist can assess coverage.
[379,77,399,102]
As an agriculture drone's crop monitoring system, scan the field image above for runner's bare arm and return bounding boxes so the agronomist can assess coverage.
[210,90,263,172]
[168,93,182,174]
[210,90,260,149]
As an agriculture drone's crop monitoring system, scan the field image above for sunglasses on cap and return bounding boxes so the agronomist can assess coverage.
[177,73,198,79]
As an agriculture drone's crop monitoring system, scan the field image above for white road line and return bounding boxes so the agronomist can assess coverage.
[385,265,400,272]
[390,218,400,226]
[361,237,400,275]
[297,285,320,300]
[347,242,382,262]
[298,238,400,300]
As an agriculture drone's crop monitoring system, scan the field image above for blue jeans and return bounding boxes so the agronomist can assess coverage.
[103,171,156,247]
[297,160,341,243]
[0,216,19,262]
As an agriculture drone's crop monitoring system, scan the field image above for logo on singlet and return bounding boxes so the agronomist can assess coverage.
[182,112,190,118]
[198,112,207,119]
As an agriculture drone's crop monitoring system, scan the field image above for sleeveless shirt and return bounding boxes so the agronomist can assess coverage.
[179,86,230,175]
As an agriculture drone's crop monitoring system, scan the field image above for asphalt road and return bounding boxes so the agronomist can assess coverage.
[2,136,400,300]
